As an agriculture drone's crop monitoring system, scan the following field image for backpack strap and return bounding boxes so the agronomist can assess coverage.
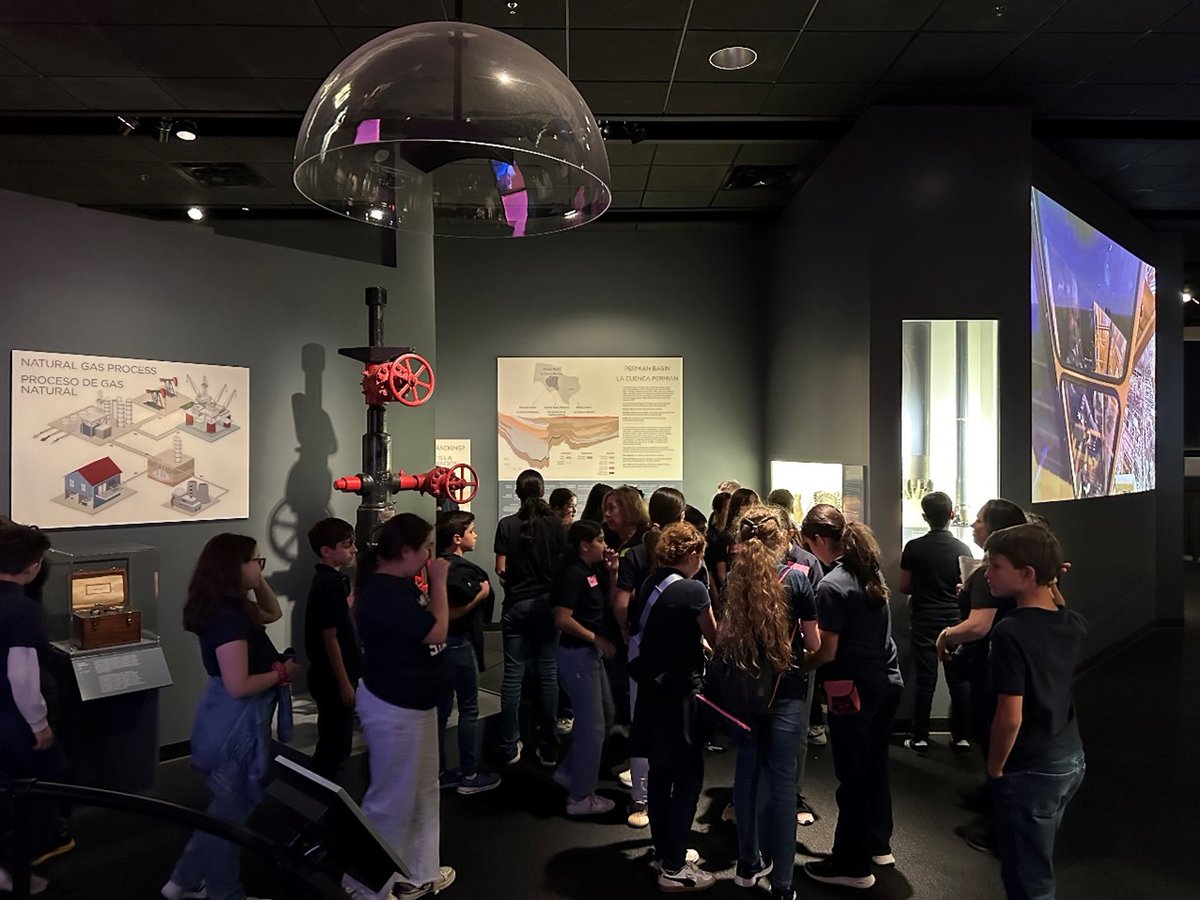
[629,573,684,660]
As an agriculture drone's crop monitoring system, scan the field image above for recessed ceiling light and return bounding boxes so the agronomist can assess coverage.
[186,207,205,221]
[709,46,757,71]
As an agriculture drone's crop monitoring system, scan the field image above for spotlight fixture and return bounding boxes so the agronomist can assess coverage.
[709,46,758,71]
[174,119,198,142]
[1183,289,1197,305]
[186,206,205,221]
[158,118,173,144]
[116,115,139,137]
[625,122,646,145]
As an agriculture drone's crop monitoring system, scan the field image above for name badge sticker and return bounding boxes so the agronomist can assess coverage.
[587,575,599,588]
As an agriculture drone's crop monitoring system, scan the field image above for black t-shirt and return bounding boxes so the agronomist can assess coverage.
[551,556,611,648]
[708,531,735,575]
[495,512,566,602]
[968,567,1017,641]
[357,574,449,710]
[445,553,491,638]
[901,529,974,621]
[199,602,280,678]
[989,607,1087,771]
[635,568,711,691]
[0,581,43,727]
[304,564,361,685]
[626,546,710,637]
[816,563,903,687]
[776,563,820,700]
[785,544,824,589]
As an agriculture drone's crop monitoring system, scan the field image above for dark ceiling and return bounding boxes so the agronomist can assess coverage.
[5,0,1200,292]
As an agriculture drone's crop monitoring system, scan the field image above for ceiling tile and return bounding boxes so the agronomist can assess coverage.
[1101,165,1195,190]
[143,135,237,162]
[503,28,567,73]
[652,144,738,166]
[154,78,285,111]
[1157,0,1200,31]
[665,82,769,114]
[194,1,327,26]
[636,221,703,231]
[51,76,182,110]
[1049,84,1176,116]
[1136,84,1200,116]
[0,136,77,160]
[0,75,86,109]
[1156,170,1200,191]
[985,33,1140,83]
[641,190,717,208]
[0,2,87,24]
[760,82,871,116]
[673,29,799,83]
[808,0,943,31]
[608,190,643,208]
[646,165,730,191]
[734,141,835,166]
[569,0,690,29]
[603,141,657,165]
[882,32,1027,83]
[569,30,681,81]
[263,78,324,111]
[75,1,207,25]
[1039,139,1164,175]
[966,82,1072,112]
[0,24,140,76]
[249,162,298,188]
[713,188,791,208]
[779,31,913,83]
[0,44,33,75]
[688,0,817,30]
[49,135,163,161]
[461,0,565,28]
[575,81,668,115]
[315,0,447,27]
[1039,0,1190,32]
[333,27,393,53]
[1122,189,1200,209]
[1134,140,1200,165]
[1088,33,1200,84]
[866,82,972,104]
[923,0,1059,32]
[100,25,251,78]
[216,27,346,78]
[217,137,297,162]
[609,165,649,191]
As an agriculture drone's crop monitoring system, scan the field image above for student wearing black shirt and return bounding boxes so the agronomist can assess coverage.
[164,533,296,900]
[353,513,455,898]
[435,511,500,795]
[551,520,619,817]
[898,492,973,751]
[601,485,650,733]
[803,508,902,892]
[628,522,718,893]
[303,517,360,781]
[495,470,566,768]
[711,487,759,595]
[983,524,1086,900]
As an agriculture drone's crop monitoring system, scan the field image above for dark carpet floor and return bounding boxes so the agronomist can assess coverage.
[25,567,1200,899]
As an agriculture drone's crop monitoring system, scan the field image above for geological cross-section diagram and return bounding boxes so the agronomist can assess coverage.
[498,413,620,467]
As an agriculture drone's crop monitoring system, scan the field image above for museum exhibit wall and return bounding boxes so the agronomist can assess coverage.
[0,188,437,747]
[432,227,770,566]
[765,106,1182,668]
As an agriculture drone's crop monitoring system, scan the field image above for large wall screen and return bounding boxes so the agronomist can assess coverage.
[1031,188,1156,502]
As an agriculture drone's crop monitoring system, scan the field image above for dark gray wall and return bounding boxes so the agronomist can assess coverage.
[0,189,435,746]
[433,227,770,564]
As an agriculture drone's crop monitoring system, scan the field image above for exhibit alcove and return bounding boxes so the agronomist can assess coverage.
[293,22,612,237]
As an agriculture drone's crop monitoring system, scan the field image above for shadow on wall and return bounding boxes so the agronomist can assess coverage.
[266,343,338,681]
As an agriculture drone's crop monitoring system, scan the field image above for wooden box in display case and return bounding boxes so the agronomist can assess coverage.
[69,568,142,650]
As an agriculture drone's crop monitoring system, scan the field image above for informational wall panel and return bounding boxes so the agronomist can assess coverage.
[10,349,250,528]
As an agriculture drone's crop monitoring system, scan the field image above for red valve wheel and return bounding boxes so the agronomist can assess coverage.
[388,353,435,407]
[446,463,479,505]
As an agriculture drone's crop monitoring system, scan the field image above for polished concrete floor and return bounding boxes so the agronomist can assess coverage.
[26,567,1200,899]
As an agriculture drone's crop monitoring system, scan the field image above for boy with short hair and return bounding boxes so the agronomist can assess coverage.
[303,517,360,781]
[436,511,501,795]
[984,523,1086,900]
[0,518,59,895]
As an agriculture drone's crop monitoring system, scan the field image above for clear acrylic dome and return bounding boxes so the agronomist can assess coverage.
[294,22,612,237]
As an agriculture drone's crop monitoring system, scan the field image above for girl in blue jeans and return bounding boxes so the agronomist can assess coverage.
[551,520,619,816]
[720,505,820,900]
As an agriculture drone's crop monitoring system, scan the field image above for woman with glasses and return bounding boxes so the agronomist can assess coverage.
[163,535,296,900]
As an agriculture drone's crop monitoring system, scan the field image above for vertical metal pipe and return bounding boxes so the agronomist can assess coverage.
[956,321,969,514]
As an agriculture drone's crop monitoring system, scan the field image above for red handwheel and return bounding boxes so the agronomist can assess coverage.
[388,353,435,407]
[446,463,479,505]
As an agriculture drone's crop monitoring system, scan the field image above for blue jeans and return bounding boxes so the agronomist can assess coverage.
[437,636,481,776]
[168,779,257,900]
[993,752,1086,900]
[733,698,807,892]
[500,597,559,757]
[556,644,614,800]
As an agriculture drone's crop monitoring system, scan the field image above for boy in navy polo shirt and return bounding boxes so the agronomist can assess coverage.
[436,511,501,795]
[984,523,1086,900]
[303,517,360,781]
[0,518,60,895]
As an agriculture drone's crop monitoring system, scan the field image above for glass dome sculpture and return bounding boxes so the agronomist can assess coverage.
[293,22,612,237]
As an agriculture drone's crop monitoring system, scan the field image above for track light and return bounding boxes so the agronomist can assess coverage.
[186,207,205,221]
[174,119,198,142]
[116,115,139,137]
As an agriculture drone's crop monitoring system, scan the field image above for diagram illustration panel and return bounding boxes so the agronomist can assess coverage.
[496,357,683,512]
[11,349,250,528]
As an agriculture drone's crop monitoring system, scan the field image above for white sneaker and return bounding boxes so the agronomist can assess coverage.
[807,725,827,746]
[721,802,736,823]
[617,768,633,788]
[566,793,615,816]
[650,849,700,872]
[393,866,456,897]
[0,869,49,895]
[556,717,575,735]
[657,860,715,893]
[161,881,208,900]
[871,853,896,866]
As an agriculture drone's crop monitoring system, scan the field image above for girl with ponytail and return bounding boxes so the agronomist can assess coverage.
[718,504,820,900]
[801,510,903,891]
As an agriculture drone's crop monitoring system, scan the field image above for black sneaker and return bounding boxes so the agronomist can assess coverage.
[803,860,875,890]
[903,737,929,753]
[956,823,998,855]
[733,857,773,888]
[796,795,817,826]
[535,743,558,768]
